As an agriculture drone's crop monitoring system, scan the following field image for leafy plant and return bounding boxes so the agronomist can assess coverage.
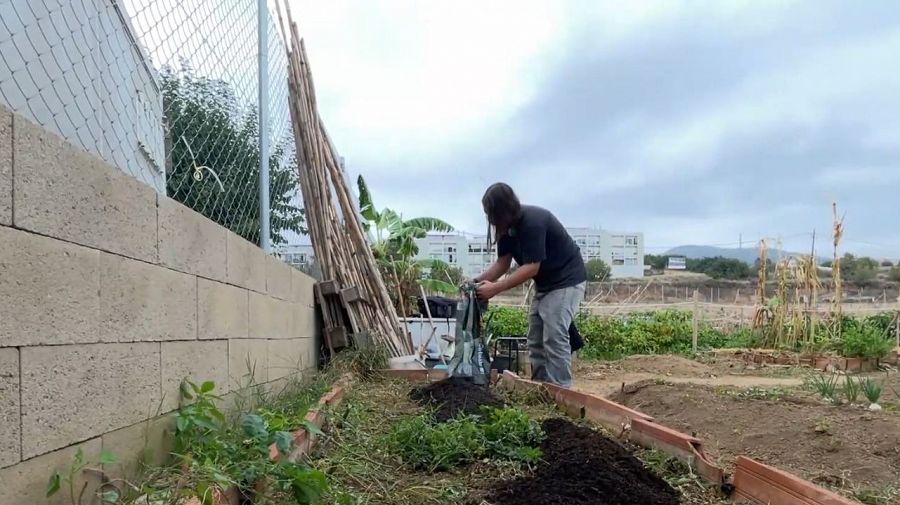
[167,379,329,504]
[838,325,893,359]
[388,406,544,471]
[47,448,117,505]
[844,375,862,404]
[480,406,544,464]
[807,373,839,403]
[862,377,883,404]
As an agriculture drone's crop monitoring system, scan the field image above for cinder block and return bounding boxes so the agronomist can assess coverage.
[160,340,228,413]
[0,438,103,505]
[291,268,316,306]
[0,349,19,468]
[100,253,197,342]
[158,197,226,281]
[291,303,316,339]
[12,114,157,262]
[0,108,11,225]
[0,227,100,347]
[266,254,292,300]
[228,339,268,390]
[267,338,309,381]
[249,292,291,339]
[101,414,174,480]
[20,343,161,458]
[198,279,248,340]
[225,231,266,292]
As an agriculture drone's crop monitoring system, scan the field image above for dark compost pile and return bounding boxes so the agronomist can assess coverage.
[408,377,504,422]
[483,418,681,505]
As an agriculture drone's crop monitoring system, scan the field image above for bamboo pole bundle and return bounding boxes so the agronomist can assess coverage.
[278,3,411,356]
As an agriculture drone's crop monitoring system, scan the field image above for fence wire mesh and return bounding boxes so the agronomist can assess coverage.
[0,0,303,248]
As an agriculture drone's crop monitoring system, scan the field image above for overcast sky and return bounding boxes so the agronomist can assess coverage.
[288,0,900,258]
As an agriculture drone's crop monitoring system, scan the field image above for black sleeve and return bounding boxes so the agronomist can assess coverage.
[497,235,512,258]
[517,223,547,264]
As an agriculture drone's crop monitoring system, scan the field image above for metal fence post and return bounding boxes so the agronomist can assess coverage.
[258,0,272,252]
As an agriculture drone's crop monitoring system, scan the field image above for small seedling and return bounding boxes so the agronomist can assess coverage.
[843,375,861,404]
[47,448,117,505]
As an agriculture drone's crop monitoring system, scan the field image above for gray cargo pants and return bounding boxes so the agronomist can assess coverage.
[527,282,585,387]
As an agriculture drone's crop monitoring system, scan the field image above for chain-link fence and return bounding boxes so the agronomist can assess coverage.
[0,0,302,248]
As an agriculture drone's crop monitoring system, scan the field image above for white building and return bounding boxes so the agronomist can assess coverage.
[414,227,644,279]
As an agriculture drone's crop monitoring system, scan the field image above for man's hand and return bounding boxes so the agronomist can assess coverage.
[476,280,503,300]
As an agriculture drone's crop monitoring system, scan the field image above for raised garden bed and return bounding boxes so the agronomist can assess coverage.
[612,381,900,503]
[307,371,728,504]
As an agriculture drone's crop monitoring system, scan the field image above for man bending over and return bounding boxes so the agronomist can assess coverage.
[473,183,586,387]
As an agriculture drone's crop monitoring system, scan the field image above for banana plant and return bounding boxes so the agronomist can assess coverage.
[357,175,458,309]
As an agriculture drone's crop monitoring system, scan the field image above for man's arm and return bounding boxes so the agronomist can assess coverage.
[475,254,513,283]
[476,262,539,300]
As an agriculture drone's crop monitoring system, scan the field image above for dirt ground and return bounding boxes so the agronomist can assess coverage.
[573,354,806,397]
[612,382,900,497]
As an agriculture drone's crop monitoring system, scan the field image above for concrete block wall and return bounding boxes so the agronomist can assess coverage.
[0,106,320,504]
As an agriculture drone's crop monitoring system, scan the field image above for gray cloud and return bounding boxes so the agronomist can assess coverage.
[343,1,900,258]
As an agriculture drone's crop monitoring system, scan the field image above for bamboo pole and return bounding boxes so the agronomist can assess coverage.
[280,2,409,356]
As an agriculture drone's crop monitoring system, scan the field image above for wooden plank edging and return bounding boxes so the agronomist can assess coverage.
[732,457,860,505]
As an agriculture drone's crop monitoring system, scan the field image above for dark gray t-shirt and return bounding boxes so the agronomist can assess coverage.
[497,205,586,293]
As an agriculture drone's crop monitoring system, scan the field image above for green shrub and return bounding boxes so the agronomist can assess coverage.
[486,305,529,337]
[487,306,893,361]
[837,325,893,359]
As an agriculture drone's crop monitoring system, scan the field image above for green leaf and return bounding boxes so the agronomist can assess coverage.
[175,414,188,433]
[301,420,325,437]
[46,472,61,497]
[100,489,121,503]
[419,278,458,295]
[274,431,293,455]
[98,450,117,465]
[74,448,84,466]
[193,415,219,432]
[404,217,453,233]
[241,414,268,439]
[356,175,378,222]
[200,381,215,393]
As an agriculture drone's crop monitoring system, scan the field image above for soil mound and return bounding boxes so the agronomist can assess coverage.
[483,418,680,505]
[408,377,504,422]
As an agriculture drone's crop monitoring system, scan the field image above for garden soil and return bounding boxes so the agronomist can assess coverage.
[612,382,900,491]
[409,377,504,422]
[482,418,680,505]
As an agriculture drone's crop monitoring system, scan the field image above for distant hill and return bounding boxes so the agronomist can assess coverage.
[663,245,824,265]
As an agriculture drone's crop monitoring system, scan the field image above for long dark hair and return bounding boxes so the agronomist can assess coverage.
[482,182,521,244]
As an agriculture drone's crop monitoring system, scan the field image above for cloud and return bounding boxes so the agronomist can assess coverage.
[289,0,900,258]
